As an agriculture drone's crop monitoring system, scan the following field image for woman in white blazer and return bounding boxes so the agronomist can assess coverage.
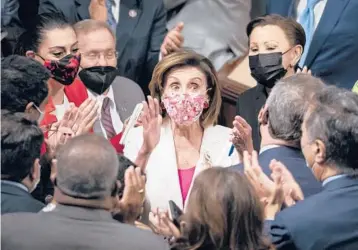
[123,50,240,222]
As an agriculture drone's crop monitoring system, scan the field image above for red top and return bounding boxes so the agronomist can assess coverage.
[40,78,124,155]
[178,167,196,206]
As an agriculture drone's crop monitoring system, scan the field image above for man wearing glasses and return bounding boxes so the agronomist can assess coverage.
[73,19,145,141]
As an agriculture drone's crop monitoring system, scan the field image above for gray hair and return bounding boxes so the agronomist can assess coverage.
[56,134,119,199]
[73,19,115,39]
[266,74,325,147]
[305,86,358,174]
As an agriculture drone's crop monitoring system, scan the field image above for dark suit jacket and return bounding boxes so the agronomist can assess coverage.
[231,146,322,198]
[1,181,45,214]
[236,84,267,151]
[39,0,167,95]
[268,176,358,250]
[1,204,170,250]
[266,0,358,89]
[111,76,145,121]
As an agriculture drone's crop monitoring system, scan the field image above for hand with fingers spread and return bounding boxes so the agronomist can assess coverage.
[149,209,181,239]
[114,166,146,224]
[270,160,304,207]
[74,98,100,136]
[141,96,162,154]
[230,116,254,159]
[160,22,184,58]
[89,0,107,22]
[296,66,312,75]
[243,151,275,200]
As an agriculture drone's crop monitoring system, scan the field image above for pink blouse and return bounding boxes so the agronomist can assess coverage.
[178,166,196,206]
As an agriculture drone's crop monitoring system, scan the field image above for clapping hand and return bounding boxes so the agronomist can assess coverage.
[89,0,107,22]
[141,96,162,154]
[113,166,146,224]
[230,116,254,159]
[270,160,304,207]
[149,208,181,239]
[74,98,99,136]
[160,22,184,57]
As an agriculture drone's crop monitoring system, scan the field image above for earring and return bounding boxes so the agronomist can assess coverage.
[203,101,209,109]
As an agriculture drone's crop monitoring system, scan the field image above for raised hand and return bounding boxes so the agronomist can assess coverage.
[243,151,275,199]
[74,98,99,136]
[230,116,254,159]
[270,160,304,207]
[113,166,146,224]
[141,96,162,154]
[89,0,107,22]
[160,22,184,57]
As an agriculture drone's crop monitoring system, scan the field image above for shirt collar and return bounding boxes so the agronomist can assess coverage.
[322,174,348,187]
[87,86,115,104]
[1,180,29,192]
[259,144,281,154]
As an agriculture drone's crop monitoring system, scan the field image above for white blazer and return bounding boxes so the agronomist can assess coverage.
[123,121,240,222]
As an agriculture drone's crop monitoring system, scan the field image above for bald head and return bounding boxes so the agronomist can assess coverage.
[56,134,119,199]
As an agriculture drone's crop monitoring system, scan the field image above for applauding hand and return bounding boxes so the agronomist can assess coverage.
[113,166,146,224]
[231,116,254,159]
[149,208,181,239]
[141,96,162,154]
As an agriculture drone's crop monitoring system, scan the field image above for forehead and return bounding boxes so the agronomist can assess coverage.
[77,29,115,50]
[166,66,206,81]
[249,25,290,45]
[41,27,77,48]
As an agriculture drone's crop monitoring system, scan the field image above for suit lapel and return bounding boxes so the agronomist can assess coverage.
[117,0,142,58]
[75,0,91,21]
[304,0,350,67]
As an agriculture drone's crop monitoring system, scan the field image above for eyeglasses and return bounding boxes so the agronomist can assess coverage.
[82,50,119,62]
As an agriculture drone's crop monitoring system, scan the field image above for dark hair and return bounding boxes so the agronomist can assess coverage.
[1,55,50,112]
[1,111,44,182]
[116,154,137,198]
[247,14,306,49]
[56,134,119,199]
[14,13,71,55]
[305,86,358,174]
[266,74,325,147]
[172,168,270,250]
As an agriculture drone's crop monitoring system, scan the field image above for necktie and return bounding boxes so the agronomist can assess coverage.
[106,0,117,33]
[101,97,116,139]
[298,0,322,67]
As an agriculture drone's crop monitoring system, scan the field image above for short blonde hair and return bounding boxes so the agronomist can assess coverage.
[73,19,115,39]
[149,50,222,127]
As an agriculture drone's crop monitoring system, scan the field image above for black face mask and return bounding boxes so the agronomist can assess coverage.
[249,51,289,88]
[79,66,118,95]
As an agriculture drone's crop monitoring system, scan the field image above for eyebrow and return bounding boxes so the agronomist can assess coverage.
[264,41,279,45]
[48,41,79,50]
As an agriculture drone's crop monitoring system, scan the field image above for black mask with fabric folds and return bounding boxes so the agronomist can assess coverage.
[79,66,118,95]
[249,51,288,88]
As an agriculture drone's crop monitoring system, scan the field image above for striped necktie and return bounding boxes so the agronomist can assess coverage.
[298,0,322,67]
[106,0,117,33]
[101,97,116,139]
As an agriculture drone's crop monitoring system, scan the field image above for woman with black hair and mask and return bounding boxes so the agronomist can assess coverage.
[14,13,126,153]
[233,14,308,154]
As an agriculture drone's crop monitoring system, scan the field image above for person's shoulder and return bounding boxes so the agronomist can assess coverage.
[108,222,169,249]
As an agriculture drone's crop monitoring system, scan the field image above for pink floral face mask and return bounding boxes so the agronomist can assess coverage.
[162,94,208,125]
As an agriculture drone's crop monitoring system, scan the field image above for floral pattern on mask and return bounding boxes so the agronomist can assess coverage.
[162,94,208,125]
[43,54,81,85]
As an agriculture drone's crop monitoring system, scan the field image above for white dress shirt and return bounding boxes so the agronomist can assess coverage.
[54,94,70,121]
[296,0,328,31]
[111,0,120,24]
[87,86,123,139]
